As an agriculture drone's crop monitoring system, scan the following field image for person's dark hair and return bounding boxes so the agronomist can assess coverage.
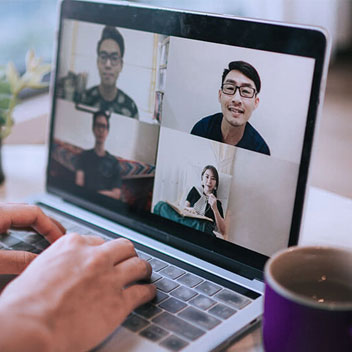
[221,61,261,93]
[92,110,110,130]
[201,165,219,197]
[96,26,125,57]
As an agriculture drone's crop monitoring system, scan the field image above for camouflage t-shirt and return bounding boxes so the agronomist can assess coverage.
[80,86,139,119]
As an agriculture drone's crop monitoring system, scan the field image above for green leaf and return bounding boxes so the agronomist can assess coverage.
[0,94,12,109]
[0,108,8,125]
[0,81,11,95]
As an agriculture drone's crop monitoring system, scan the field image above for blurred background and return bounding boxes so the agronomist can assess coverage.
[1,0,351,198]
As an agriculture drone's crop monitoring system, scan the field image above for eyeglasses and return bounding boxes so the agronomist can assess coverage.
[98,51,122,66]
[94,122,108,130]
[221,84,256,98]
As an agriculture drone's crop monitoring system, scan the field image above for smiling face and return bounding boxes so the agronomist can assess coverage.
[218,69,259,128]
[97,39,123,88]
[201,168,217,195]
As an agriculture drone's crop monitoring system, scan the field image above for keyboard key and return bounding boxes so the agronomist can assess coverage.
[208,303,236,319]
[170,286,197,301]
[149,259,168,272]
[140,324,168,342]
[160,335,189,351]
[20,233,43,245]
[153,290,168,304]
[7,230,28,240]
[35,238,51,250]
[135,303,162,319]
[0,235,22,247]
[122,313,149,332]
[66,225,83,233]
[195,281,222,296]
[11,242,37,252]
[155,278,179,293]
[159,297,187,313]
[189,295,216,310]
[160,266,185,280]
[150,272,162,283]
[50,217,69,226]
[76,228,96,236]
[177,273,203,288]
[152,312,205,341]
[136,251,152,261]
[178,306,221,330]
[214,289,251,309]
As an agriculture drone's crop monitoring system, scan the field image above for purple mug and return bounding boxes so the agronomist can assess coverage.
[263,246,352,352]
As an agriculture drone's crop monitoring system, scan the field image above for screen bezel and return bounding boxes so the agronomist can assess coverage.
[46,0,328,280]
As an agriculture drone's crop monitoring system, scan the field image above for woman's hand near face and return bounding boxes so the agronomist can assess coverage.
[208,194,226,237]
[208,194,218,210]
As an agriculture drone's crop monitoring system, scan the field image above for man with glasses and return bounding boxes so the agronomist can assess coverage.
[80,26,139,119]
[75,111,122,199]
[191,61,270,155]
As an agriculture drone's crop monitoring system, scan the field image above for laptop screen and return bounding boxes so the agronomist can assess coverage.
[47,0,327,274]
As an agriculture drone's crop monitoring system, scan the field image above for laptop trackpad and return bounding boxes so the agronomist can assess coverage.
[94,326,165,352]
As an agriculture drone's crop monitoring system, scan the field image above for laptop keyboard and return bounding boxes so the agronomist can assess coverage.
[0,231,51,253]
[0,209,258,352]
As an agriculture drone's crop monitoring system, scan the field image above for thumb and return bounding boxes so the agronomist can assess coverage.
[0,250,37,275]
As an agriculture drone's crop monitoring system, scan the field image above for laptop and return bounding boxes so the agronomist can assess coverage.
[0,0,330,351]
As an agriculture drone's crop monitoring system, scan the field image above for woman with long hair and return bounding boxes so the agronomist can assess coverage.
[154,165,226,238]
[184,165,225,237]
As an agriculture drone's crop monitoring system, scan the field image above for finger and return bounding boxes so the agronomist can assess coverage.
[49,217,66,234]
[7,218,66,234]
[0,204,65,243]
[115,256,152,286]
[0,250,37,275]
[122,283,156,312]
[99,238,137,266]
[30,208,66,243]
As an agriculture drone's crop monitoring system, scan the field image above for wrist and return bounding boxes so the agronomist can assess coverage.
[0,301,52,352]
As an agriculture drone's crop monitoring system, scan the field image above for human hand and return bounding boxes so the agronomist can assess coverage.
[184,206,197,215]
[0,203,66,274]
[98,188,121,200]
[208,194,218,210]
[0,234,155,352]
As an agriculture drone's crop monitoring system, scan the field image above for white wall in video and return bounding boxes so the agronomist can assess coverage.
[227,147,299,256]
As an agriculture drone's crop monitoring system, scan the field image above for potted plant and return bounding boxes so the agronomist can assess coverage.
[0,49,50,184]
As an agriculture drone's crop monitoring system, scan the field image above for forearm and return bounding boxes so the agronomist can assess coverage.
[213,210,226,236]
[75,171,84,187]
[184,206,195,212]
[98,188,121,199]
[0,304,52,352]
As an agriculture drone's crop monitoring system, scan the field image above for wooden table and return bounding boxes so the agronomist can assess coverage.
[1,144,351,351]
